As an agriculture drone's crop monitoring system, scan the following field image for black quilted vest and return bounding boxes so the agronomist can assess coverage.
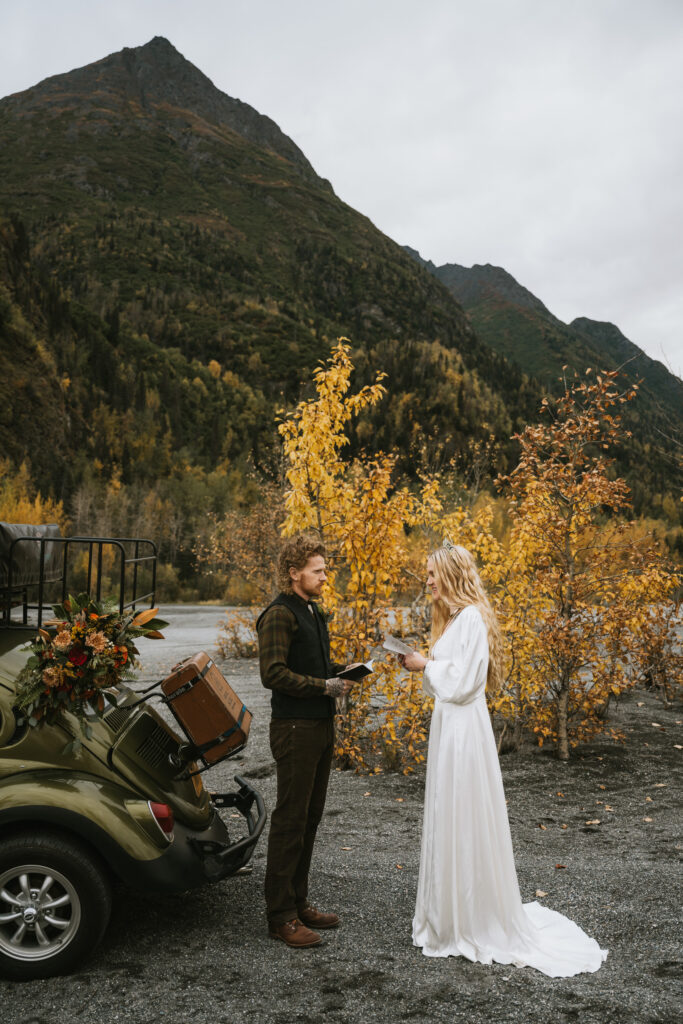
[257,592,335,719]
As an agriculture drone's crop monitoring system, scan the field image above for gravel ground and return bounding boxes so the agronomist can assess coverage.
[3,606,682,1024]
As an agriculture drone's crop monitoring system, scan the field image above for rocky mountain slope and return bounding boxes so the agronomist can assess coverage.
[406,249,682,509]
[0,38,678,517]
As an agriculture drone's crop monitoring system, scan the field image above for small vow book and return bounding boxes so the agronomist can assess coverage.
[337,660,374,681]
[382,634,415,656]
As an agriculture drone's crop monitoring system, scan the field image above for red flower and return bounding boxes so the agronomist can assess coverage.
[68,648,88,666]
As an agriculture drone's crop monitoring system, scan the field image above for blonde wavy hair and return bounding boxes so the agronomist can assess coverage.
[428,544,504,692]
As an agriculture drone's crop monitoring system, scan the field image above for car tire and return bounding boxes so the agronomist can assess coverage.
[0,830,112,981]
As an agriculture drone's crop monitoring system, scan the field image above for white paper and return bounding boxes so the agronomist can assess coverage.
[383,634,415,656]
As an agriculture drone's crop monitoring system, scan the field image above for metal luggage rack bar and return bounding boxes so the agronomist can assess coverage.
[1,535,158,630]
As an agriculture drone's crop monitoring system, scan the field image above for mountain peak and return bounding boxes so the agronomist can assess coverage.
[1,36,321,184]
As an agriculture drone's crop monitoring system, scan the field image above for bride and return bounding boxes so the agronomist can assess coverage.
[399,541,607,977]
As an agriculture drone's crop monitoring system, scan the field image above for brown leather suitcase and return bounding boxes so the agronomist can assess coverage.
[161,651,251,765]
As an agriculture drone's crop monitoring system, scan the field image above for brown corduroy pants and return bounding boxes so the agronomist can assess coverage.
[264,717,334,926]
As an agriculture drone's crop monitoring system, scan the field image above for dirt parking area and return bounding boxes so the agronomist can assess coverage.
[3,606,681,1024]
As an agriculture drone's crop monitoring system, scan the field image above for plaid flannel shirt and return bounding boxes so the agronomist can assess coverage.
[257,601,345,699]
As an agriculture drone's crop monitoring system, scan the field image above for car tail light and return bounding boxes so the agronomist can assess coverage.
[149,801,174,836]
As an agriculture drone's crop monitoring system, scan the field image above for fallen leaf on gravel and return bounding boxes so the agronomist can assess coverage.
[645,796,652,802]
[643,817,653,823]
[674,745,683,750]
[637,702,644,707]
[598,784,606,790]
[561,824,568,829]
[651,722,662,728]
[556,792,564,797]
[555,864,566,869]
[341,846,352,850]
[604,805,614,811]
[535,890,548,898]
[538,824,547,830]
[585,819,601,825]
[395,798,404,802]
[396,864,403,869]
[654,783,667,787]
[363,792,371,797]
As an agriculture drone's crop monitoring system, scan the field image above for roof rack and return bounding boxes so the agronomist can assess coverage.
[0,526,158,630]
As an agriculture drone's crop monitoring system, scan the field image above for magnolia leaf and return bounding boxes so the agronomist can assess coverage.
[143,630,165,640]
[132,607,161,627]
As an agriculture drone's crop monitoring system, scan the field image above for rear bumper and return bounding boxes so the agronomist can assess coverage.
[121,774,267,891]
[188,774,267,881]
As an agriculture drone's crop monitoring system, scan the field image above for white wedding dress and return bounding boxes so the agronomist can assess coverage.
[412,605,607,977]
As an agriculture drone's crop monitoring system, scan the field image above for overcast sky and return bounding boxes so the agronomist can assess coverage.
[2,0,682,377]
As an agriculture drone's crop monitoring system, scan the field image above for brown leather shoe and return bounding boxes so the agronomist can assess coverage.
[268,918,322,948]
[299,905,339,930]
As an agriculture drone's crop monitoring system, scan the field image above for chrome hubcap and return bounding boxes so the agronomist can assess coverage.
[0,864,81,961]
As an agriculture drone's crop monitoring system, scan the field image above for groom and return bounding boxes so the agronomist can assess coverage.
[256,533,353,948]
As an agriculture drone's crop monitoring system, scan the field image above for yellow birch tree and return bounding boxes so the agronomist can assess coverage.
[279,340,440,770]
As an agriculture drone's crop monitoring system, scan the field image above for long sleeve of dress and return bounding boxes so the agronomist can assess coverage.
[423,605,488,705]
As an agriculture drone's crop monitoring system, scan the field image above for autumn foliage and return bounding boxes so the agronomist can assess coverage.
[0,459,68,531]
[278,340,440,770]
[491,370,680,758]
[212,345,680,769]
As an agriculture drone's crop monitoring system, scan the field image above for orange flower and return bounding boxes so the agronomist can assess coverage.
[53,630,72,651]
[86,631,107,654]
[42,667,60,689]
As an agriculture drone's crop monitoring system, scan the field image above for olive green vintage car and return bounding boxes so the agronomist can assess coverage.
[0,528,265,981]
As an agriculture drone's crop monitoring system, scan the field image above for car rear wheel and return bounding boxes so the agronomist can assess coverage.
[0,831,111,980]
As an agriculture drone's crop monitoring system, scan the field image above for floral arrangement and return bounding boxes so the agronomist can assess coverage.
[14,593,168,746]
